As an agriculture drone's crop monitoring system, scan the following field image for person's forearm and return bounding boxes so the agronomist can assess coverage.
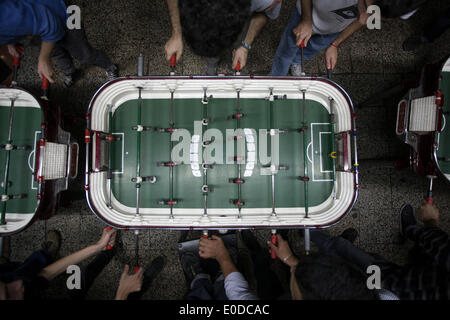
[332,20,364,47]
[243,13,268,46]
[300,0,313,22]
[39,41,55,60]
[218,255,238,278]
[166,0,182,36]
[39,244,101,281]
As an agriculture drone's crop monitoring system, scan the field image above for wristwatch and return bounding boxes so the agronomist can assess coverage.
[241,41,252,51]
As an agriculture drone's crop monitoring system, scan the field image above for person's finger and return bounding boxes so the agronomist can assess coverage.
[122,264,130,275]
[267,240,277,252]
[211,235,221,241]
[46,72,55,83]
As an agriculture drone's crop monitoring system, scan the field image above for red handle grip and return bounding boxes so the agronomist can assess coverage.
[133,266,140,273]
[105,226,113,250]
[427,197,433,205]
[235,61,241,72]
[13,56,20,67]
[299,40,306,48]
[270,234,277,259]
[170,54,176,68]
[42,76,49,90]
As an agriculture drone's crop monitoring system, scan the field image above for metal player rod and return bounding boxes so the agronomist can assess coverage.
[426,175,437,205]
[236,88,243,218]
[269,88,276,216]
[1,97,17,225]
[202,88,209,216]
[107,104,113,209]
[329,97,337,200]
[135,88,143,216]
[169,88,175,219]
[301,89,309,219]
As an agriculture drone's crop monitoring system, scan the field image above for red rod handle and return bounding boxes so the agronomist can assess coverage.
[427,197,433,205]
[170,54,176,68]
[42,76,49,90]
[13,56,20,67]
[235,61,241,72]
[270,234,277,259]
[105,226,113,250]
[299,39,306,48]
[133,266,140,273]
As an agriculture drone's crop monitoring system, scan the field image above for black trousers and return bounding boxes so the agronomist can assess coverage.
[69,249,115,300]
[51,28,113,76]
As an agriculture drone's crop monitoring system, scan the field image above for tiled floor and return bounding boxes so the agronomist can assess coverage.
[3,0,450,299]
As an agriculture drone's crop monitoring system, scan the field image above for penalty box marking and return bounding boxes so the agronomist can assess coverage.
[311,123,333,182]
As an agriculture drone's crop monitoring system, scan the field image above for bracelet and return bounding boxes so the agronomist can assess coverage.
[330,42,339,49]
[241,41,252,51]
[282,254,292,263]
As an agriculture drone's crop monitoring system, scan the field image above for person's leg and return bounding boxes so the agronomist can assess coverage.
[186,274,215,300]
[1,250,53,284]
[51,42,76,76]
[60,28,115,71]
[310,230,386,271]
[302,32,339,61]
[212,274,228,300]
[270,9,303,76]
[240,230,284,300]
[69,249,115,300]
[405,226,449,270]
[127,255,166,300]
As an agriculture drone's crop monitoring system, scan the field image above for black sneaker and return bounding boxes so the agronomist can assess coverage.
[105,64,119,81]
[340,228,358,244]
[204,57,219,76]
[180,251,205,285]
[42,230,62,260]
[400,204,416,238]
[63,69,82,88]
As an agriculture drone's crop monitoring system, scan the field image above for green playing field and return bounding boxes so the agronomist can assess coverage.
[0,105,41,214]
[437,71,450,174]
[110,98,335,209]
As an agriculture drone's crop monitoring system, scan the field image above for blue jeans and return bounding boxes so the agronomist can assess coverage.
[270,9,339,76]
[187,273,228,300]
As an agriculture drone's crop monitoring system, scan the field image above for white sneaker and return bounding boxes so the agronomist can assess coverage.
[290,63,305,77]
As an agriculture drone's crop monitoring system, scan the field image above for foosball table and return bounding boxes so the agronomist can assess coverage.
[396,56,450,201]
[85,63,360,242]
[0,54,78,236]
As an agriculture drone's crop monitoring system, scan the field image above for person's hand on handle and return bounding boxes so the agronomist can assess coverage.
[199,235,230,263]
[7,44,23,58]
[293,20,312,47]
[165,34,183,63]
[417,202,440,227]
[96,227,117,251]
[115,264,144,300]
[232,47,248,70]
[324,44,338,71]
[37,55,55,83]
[267,234,299,269]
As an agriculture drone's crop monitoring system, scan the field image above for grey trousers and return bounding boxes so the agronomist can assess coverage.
[51,28,113,76]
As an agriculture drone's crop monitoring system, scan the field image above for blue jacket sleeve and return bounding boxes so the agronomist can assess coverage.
[0,0,66,45]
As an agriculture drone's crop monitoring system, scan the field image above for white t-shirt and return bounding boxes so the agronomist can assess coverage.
[251,0,282,19]
[296,0,359,35]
